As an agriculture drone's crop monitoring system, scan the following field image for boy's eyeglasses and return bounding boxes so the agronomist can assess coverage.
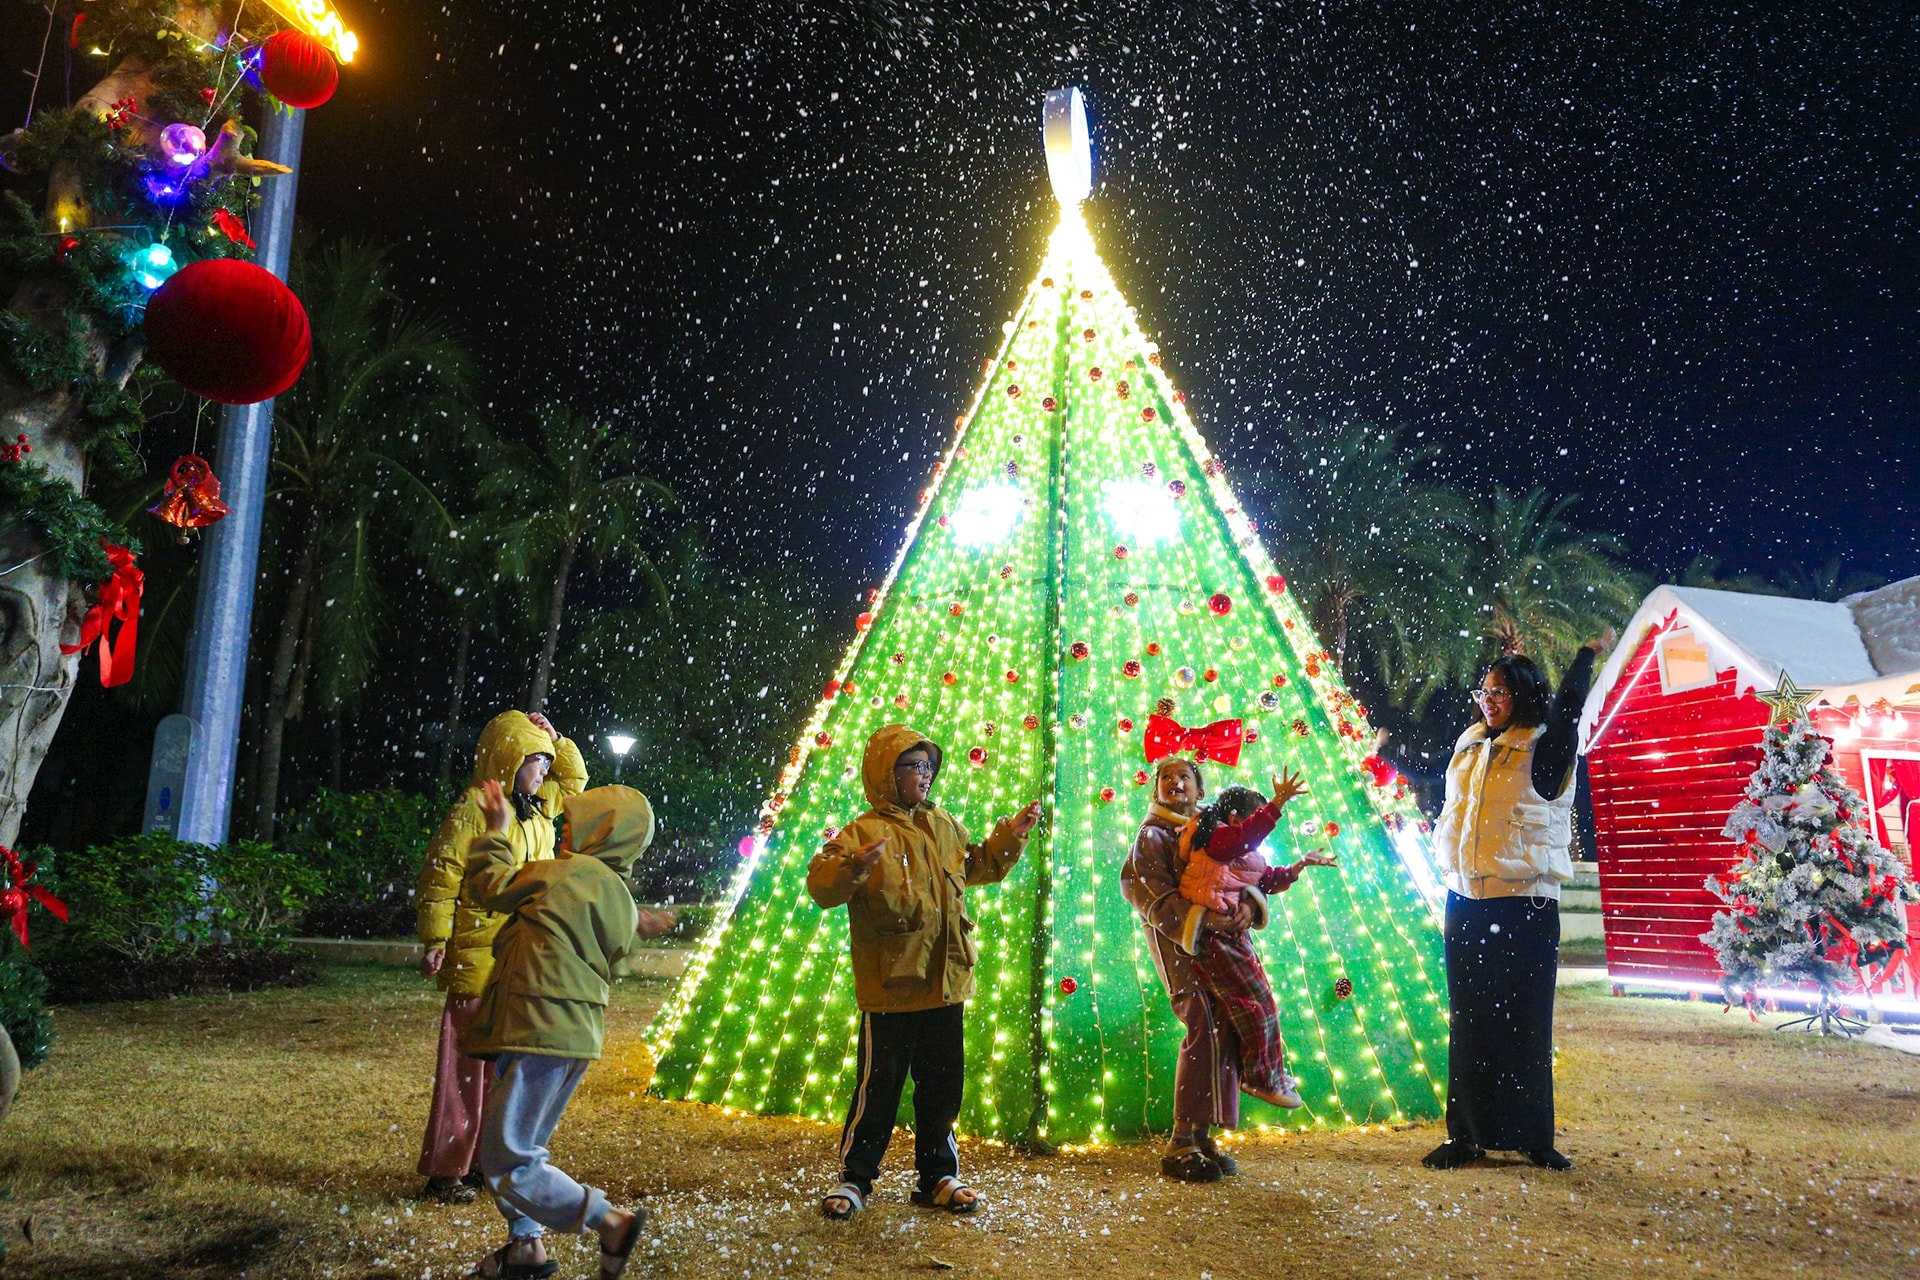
[1470,688,1513,706]
[893,760,935,777]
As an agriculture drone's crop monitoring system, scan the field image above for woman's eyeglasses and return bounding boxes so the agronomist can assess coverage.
[1470,688,1513,706]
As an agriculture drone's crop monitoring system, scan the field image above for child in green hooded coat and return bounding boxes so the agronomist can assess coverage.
[458,781,677,1280]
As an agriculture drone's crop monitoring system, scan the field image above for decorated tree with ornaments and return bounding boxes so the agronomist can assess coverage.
[0,0,343,843]
[1703,676,1919,1033]
[648,91,1448,1146]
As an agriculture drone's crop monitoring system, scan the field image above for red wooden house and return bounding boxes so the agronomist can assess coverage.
[1578,578,1920,1010]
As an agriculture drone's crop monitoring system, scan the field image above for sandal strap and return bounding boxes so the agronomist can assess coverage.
[823,1183,866,1215]
[926,1176,973,1206]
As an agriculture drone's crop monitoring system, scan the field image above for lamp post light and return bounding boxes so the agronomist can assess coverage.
[604,733,637,782]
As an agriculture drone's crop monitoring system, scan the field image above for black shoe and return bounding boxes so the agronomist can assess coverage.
[1420,1141,1485,1170]
[1197,1139,1239,1177]
[1526,1147,1573,1170]
[422,1175,478,1204]
[462,1169,487,1189]
[1160,1148,1223,1183]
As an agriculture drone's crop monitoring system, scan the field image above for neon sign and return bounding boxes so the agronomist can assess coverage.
[257,0,360,63]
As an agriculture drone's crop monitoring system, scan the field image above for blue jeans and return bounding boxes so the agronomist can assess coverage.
[480,1052,612,1239]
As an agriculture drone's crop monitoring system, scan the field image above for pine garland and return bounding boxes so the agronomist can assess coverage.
[0,460,132,583]
[0,0,292,569]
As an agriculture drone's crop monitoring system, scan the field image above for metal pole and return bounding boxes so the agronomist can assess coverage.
[152,106,306,845]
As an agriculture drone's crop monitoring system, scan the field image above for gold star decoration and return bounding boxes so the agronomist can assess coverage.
[1756,671,1822,724]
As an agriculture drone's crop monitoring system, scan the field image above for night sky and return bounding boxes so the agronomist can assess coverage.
[12,1,1920,596]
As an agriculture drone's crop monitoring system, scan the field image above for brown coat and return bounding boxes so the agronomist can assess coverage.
[1120,802,1268,1002]
[806,724,1027,1013]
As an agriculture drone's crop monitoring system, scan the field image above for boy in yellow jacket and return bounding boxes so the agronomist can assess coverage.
[414,710,586,1203]
[459,781,676,1280]
[806,724,1041,1220]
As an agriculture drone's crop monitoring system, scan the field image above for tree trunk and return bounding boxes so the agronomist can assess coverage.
[0,17,223,845]
[252,511,323,841]
[438,617,472,791]
[0,287,142,847]
[526,542,576,713]
[326,698,345,791]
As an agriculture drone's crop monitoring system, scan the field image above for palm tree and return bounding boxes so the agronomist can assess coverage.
[1242,419,1475,709]
[1773,557,1884,603]
[1466,489,1644,674]
[481,405,677,713]
[248,237,472,839]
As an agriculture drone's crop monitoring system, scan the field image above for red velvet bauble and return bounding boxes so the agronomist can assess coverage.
[143,259,310,404]
[1059,976,1078,994]
[260,30,339,109]
[1208,592,1233,616]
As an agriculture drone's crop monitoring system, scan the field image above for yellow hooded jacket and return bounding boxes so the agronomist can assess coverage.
[806,724,1028,1013]
[415,711,587,997]
[458,786,654,1061]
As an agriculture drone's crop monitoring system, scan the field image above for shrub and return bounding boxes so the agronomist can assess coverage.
[33,832,325,961]
[33,832,216,963]
[281,788,442,937]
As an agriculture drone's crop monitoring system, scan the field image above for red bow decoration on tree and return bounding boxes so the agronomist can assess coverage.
[0,846,67,949]
[1144,713,1244,766]
[60,541,142,687]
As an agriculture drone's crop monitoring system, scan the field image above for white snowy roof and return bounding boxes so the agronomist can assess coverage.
[1579,576,1920,747]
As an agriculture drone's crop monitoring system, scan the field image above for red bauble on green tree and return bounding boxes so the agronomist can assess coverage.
[258,30,339,108]
[143,259,312,404]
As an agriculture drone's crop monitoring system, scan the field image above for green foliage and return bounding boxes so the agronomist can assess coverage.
[205,839,325,945]
[280,787,440,907]
[0,459,131,581]
[0,938,53,1072]
[32,832,323,962]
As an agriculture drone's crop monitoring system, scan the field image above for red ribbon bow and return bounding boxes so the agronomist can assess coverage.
[60,541,142,687]
[0,846,67,949]
[1144,713,1244,766]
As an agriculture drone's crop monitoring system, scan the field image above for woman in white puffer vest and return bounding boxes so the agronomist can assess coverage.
[1421,632,1610,1173]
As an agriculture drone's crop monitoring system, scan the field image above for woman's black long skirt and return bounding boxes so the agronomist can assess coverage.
[1443,891,1560,1151]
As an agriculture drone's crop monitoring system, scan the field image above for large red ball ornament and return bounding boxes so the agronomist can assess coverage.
[259,29,339,109]
[143,259,310,404]
[1070,641,1091,660]
[1266,574,1288,593]
[1022,714,1040,730]
[855,612,874,631]
[968,747,987,766]
[1060,976,1078,994]
[1122,659,1143,679]
[823,680,842,699]
[1208,592,1233,616]
[1099,787,1116,803]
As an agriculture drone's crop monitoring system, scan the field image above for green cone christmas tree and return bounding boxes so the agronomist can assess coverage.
[648,91,1448,1143]
[1704,677,1918,1033]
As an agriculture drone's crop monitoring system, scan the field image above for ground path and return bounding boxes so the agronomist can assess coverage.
[0,966,1915,1278]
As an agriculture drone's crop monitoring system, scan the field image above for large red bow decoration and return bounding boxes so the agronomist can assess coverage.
[0,846,67,949]
[59,541,142,687]
[1144,713,1244,766]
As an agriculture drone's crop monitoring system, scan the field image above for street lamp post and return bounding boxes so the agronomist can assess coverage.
[604,733,637,782]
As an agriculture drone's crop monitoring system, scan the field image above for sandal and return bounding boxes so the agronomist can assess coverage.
[1197,1137,1239,1177]
[821,1182,867,1220]
[1158,1147,1223,1183]
[597,1205,647,1280]
[911,1176,980,1214]
[467,1238,557,1280]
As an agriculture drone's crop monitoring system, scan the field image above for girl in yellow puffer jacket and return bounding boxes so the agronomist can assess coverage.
[413,709,586,1203]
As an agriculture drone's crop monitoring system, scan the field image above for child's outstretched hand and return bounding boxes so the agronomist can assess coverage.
[1008,800,1044,837]
[477,778,513,834]
[849,835,890,869]
[1299,848,1339,869]
[1270,768,1309,809]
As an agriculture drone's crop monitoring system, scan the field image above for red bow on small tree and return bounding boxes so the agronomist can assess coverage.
[0,846,67,949]
[1144,713,1244,766]
[60,541,142,687]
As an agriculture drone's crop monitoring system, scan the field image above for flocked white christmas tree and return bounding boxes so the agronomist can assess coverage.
[1702,674,1918,1033]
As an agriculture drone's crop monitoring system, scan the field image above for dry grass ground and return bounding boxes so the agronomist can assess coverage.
[0,965,1915,1279]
